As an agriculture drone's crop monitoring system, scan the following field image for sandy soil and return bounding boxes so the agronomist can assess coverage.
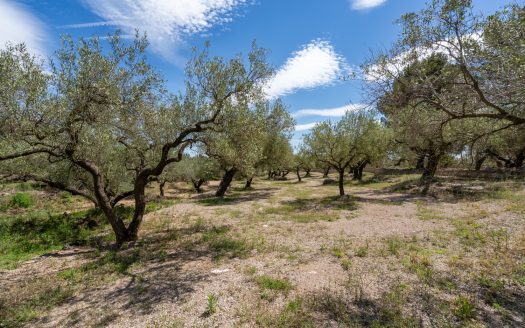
[2,173,524,327]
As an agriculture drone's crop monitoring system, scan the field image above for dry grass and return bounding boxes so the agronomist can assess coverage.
[0,171,524,327]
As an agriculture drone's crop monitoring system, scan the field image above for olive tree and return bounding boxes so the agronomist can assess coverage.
[350,120,392,181]
[468,124,525,170]
[263,136,294,180]
[157,155,221,194]
[258,100,295,181]
[202,101,268,197]
[376,54,469,192]
[293,147,316,182]
[365,0,524,130]
[0,34,272,245]
[303,111,381,196]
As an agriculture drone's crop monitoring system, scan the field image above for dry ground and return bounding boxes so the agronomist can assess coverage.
[1,171,524,327]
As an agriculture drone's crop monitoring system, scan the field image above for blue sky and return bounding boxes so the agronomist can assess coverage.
[0,0,512,146]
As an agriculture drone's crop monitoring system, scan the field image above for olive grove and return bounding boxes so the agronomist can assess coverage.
[0,34,273,245]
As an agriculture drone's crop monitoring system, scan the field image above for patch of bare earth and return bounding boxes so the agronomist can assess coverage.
[3,172,524,327]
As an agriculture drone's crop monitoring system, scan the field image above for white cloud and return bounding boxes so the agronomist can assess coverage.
[293,104,365,118]
[350,0,387,10]
[0,0,48,56]
[80,0,247,59]
[364,33,482,82]
[264,40,348,99]
[295,122,319,132]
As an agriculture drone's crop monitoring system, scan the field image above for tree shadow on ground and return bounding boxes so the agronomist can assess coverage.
[350,189,426,205]
[277,195,359,212]
[307,286,422,327]
[477,284,525,327]
[308,282,525,328]
[32,224,236,327]
[194,188,275,206]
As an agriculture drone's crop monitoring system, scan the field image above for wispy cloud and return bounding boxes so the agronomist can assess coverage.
[364,33,482,82]
[349,0,387,10]
[293,104,364,118]
[295,122,319,132]
[0,0,48,56]
[79,0,248,59]
[264,40,349,99]
[59,21,117,29]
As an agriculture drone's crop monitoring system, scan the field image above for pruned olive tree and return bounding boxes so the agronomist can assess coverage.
[0,34,272,245]
[350,119,392,181]
[303,111,381,196]
[202,101,268,197]
[157,155,221,194]
[258,100,295,182]
[292,147,315,182]
[264,135,294,180]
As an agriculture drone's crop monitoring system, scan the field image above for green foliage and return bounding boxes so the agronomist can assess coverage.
[256,298,314,327]
[340,258,352,271]
[0,209,106,269]
[202,226,251,259]
[385,237,403,256]
[303,110,391,195]
[204,294,219,317]
[0,286,73,328]
[365,0,525,187]
[0,33,273,243]
[159,155,221,186]
[331,247,345,258]
[204,100,285,178]
[259,99,296,174]
[355,244,369,257]
[10,192,34,208]
[255,275,293,293]
[453,296,476,321]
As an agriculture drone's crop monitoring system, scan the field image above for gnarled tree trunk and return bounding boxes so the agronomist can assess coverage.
[296,168,302,182]
[216,168,237,197]
[475,155,488,171]
[323,167,331,178]
[192,178,205,193]
[415,155,425,170]
[159,181,166,197]
[244,177,253,189]
[304,169,311,177]
[420,154,440,195]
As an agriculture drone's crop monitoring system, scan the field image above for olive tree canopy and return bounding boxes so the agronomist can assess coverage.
[0,34,273,245]
[303,111,387,196]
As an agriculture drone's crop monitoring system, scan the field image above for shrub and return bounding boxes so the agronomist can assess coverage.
[256,275,293,292]
[453,296,476,320]
[11,193,34,208]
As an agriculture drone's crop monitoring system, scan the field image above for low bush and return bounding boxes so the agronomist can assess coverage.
[11,193,34,208]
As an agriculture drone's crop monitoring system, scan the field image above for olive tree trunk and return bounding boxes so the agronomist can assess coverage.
[296,168,302,182]
[475,155,488,171]
[216,168,237,197]
[192,178,205,193]
[244,177,253,189]
[338,169,345,196]
[159,181,166,197]
[415,155,425,170]
[420,155,440,195]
